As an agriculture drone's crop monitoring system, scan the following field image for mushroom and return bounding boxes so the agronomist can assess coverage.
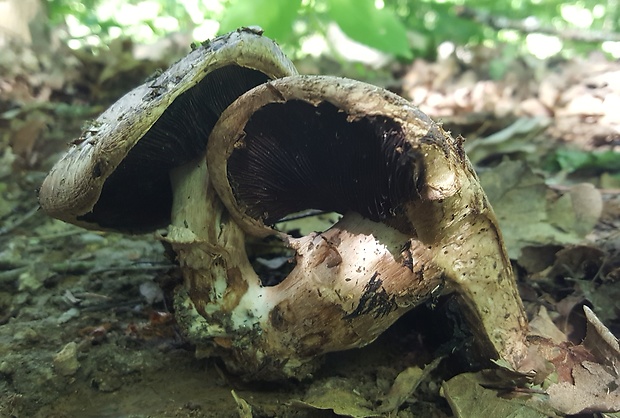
[164,75,529,379]
[40,29,529,379]
[38,28,297,232]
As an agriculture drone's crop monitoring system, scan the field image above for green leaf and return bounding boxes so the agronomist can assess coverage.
[545,149,620,173]
[442,372,561,418]
[218,0,301,42]
[326,0,412,59]
[479,160,583,259]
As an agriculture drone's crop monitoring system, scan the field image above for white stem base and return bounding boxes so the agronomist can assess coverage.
[164,158,446,379]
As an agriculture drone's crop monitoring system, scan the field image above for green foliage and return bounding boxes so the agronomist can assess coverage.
[218,0,302,43]
[545,149,620,174]
[47,0,100,26]
[46,0,619,61]
[385,0,487,56]
[216,0,412,59]
[325,0,411,59]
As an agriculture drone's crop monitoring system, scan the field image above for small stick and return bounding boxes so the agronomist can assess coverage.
[0,206,40,236]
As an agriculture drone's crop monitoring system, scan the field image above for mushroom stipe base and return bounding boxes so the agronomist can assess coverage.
[166,156,445,379]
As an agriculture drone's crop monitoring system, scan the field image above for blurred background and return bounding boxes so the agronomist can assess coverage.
[7,0,620,60]
[3,0,620,163]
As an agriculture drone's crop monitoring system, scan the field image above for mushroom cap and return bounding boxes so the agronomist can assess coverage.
[39,28,297,232]
[206,75,460,238]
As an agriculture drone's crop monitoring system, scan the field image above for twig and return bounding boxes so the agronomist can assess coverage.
[89,263,175,274]
[35,229,87,240]
[0,206,40,236]
[548,184,620,195]
[79,298,144,312]
[456,6,620,43]
[0,259,174,286]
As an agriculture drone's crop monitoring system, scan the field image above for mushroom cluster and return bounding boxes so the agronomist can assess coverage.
[39,28,528,380]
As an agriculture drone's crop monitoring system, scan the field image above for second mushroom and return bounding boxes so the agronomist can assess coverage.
[170,75,528,379]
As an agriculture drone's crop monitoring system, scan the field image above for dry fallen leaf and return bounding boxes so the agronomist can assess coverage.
[528,306,567,345]
[546,307,620,414]
[569,183,603,236]
[231,390,253,418]
[547,361,620,414]
[376,357,443,413]
[291,378,381,418]
[479,160,584,259]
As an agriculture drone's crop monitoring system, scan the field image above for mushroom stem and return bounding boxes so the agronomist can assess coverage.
[404,154,528,366]
[165,157,260,332]
[165,158,447,379]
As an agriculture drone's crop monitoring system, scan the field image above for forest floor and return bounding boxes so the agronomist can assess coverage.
[1,37,619,417]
